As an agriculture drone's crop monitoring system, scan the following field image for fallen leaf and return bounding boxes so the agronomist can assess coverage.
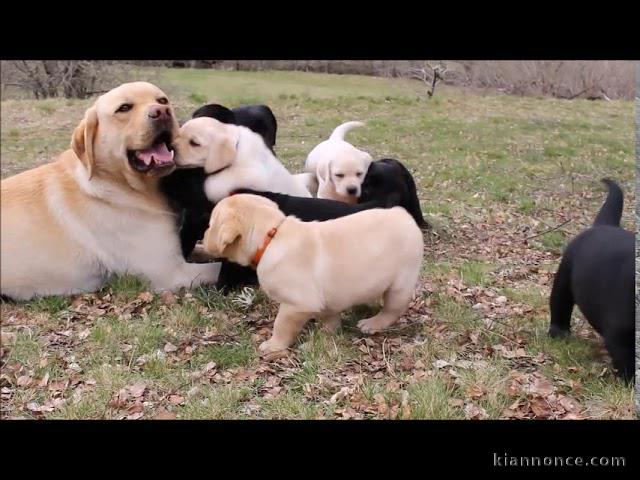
[67,363,82,373]
[526,374,554,397]
[26,402,54,413]
[168,394,185,405]
[38,373,50,388]
[137,292,154,303]
[163,342,178,353]
[129,383,146,398]
[49,380,68,392]
[203,362,217,373]
[466,384,486,399]
[563,413,584,420]
[126,402,144,414]
[433,359,449,369]
[160,291,177,305]
[400,356,415,371]
[464,403,488,420]
[530,398,552,418]
[154,409,177,420]
[16,375,32,387]
[77,329,91,340]
[1,331,16,346]
[558,396,580,413]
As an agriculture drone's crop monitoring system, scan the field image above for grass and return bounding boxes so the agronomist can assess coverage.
[0,66,635,419]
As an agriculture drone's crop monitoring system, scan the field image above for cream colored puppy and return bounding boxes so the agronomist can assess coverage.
[173,117,312,202]
[0,82,220,300]
[202,194,424,354]
[305,121,372,204]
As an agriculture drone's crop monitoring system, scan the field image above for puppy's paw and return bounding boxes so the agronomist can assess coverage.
[259,338,289,355]
[548,325,570,339]
[357,316,388,334]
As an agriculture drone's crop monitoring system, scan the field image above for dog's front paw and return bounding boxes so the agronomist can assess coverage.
[357,316,387,334]
[259,338,289,355]
[548,325,570,339]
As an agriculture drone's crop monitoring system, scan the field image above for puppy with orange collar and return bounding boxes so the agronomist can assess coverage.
[202,194,423,354]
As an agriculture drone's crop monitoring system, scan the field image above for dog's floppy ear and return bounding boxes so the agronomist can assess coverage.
[71,107,98,179]
[215,216,242,252]
[203,210,242,255]
[317,158,332,184]
[362,152,373,173]
[204,124,240,173]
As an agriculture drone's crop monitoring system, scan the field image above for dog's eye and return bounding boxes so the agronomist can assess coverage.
[335,173,345,178]
[116,103,133,113]
[157,97,169,105]
[189,139,201,147]
[356,172,363,177]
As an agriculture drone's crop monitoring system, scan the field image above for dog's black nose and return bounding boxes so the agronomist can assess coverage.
[148,105,172,120]
[347,186,358,196]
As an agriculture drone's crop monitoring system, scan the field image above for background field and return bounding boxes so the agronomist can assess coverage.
[0,68,636,419]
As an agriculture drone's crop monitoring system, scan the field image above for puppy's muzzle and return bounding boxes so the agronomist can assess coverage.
[346,186,358,196]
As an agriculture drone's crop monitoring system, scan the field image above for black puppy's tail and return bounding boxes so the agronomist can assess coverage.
[593,178,624,227]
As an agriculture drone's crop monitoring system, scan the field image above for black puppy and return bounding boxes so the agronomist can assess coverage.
[161,103,279,258]
[215,189,405,291]
[192,103,277,152]
[359,158,429,229]
[548,179,634,382]
[234,188,401,221]
[159,167,212,258]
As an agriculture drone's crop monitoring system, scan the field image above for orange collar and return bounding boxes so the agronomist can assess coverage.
[251,223,282,269]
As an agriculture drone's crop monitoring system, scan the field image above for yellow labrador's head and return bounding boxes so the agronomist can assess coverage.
[202,194,283,266]
[172,117,240,174]
[71,82,179,180]
[318,147,372,200]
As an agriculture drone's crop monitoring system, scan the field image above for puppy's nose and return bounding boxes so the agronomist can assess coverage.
[347,186,358,196]
[148,105,172,120]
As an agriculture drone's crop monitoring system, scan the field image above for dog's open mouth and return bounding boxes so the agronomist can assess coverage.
[127,131,175,173]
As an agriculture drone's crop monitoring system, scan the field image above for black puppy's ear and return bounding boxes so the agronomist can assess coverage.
[192,104,236,125]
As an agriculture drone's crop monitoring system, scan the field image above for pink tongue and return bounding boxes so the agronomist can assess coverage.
[136,143,172,165]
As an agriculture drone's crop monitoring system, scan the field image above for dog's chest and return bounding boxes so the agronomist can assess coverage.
[83,202,180,269]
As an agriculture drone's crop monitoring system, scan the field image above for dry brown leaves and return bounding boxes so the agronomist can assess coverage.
[503,371,584,419]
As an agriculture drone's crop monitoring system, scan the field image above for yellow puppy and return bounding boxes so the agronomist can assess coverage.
[202,194,424,354]
[305,121,372,204]
[1,82,219,300]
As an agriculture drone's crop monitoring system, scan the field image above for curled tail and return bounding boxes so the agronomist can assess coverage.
[329,121,365,141]
[593,178,624,227]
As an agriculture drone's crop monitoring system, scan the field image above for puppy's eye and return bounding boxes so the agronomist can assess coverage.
[356,172,363,177]
[189,139,201,147]
[335,173,345,179]
[116,103,132,113]
[157,97,169,105]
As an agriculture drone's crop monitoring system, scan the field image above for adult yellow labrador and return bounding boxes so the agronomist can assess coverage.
[1,82,219,300]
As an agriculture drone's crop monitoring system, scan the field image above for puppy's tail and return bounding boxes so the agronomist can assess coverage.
[593,178,624,227]
[329,121,365,141]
